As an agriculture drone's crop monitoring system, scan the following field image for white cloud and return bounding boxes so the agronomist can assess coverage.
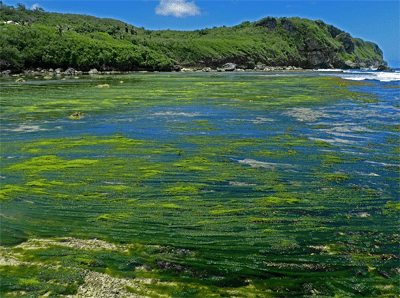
[31,3,40,10]
[155,0,200,18]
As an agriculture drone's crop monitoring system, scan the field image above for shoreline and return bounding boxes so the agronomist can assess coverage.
[1,62,395,79]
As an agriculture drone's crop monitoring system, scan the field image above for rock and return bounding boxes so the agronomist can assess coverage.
[55,68,62,74]
[43,76,52,79]
[48,68,54,72]
[64,68,76,76]
[344,60,358,69]
[377,65,392,71]
[340,33,355,54]
[89,68,98,74]
[181,68,194,72]
[255,64,266,70]
[327,25,343,38]
[202,67,212,72]
[305,39,324,51]
[96,84,110,88]
[282,19,294,33]
[15,78,25,83]
[234,68,245,72]
[69,112,83,120]
[221,63,236,71]
[2,70,11,75]
[256,17,277,31]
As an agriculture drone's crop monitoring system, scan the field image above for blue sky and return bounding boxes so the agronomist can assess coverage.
[4,0,399,67]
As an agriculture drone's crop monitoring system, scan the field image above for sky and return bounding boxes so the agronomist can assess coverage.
[3,0,399,67]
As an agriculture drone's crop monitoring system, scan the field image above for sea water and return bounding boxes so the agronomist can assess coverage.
[0,71,399,297]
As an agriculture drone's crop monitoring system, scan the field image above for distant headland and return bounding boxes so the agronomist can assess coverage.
[0,3,392,74]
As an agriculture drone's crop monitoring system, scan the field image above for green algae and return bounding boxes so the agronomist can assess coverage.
[209,208,246,216]
[258,196,300,206]
[323,173,352,183]
[8,155,98,173]
[0,73,398,297]
[0,185,27,200]
[96,213,130,221]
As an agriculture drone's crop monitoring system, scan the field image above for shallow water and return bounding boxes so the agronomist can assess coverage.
[0,72,399,297]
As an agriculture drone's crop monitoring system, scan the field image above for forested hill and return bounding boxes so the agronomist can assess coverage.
[0,2,390,72]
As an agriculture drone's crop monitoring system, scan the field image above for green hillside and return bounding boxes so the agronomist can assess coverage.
[0,2,389,71]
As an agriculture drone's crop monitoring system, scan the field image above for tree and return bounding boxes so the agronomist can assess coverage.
[17,3,26,10]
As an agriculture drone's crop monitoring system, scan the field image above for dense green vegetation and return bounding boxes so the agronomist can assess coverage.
[0,2,386,71]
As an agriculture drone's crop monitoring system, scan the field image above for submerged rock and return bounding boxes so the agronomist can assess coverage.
[69,112,83,120]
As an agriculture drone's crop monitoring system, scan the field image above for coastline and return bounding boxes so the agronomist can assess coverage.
[1,64,395,81]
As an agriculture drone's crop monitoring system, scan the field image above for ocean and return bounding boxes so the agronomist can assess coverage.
[0,70,399,297]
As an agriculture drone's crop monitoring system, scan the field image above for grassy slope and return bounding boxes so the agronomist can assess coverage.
[0,4,385,70]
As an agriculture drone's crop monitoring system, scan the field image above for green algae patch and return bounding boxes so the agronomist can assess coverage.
[0,264,84,296]
[0,185,28,200]
[209,208,245,215]
[323,173,352,183]
[25,179,64,187]
[248,217,277,223]
[258,196,300,206]
[383,201,400,213]
[164,184,202,195]
[76,192,108,200]
[21,135,148,154]
[96,213,130,221]
[162,203,185,210]
[8,155,98,173]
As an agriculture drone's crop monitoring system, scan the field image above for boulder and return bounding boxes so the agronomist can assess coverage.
[202,67,212,72]
[64,68,76,76]
[2,70,11,75]
[55,68,63,74]
[15,78,25,82]
[181,68,194,72]
[89,68,98,74]
[255,64,266,70]
[221,63,236,71]
[344,60,358,69]
[377,64,392,71]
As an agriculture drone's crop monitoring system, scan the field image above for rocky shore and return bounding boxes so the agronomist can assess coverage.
[1,61,393,80]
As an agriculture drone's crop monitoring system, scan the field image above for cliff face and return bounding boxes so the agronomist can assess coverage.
[191,18,389,70]
[0,5,390,72]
